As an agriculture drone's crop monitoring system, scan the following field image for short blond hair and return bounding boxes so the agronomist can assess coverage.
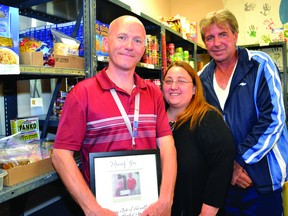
[199,9,239,42]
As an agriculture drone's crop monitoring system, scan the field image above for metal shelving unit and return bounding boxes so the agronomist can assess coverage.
[162,26,198,71]
[0,0,86,137]
[1,66,85,137]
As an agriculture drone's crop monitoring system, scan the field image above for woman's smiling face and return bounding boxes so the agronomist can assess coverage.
[163,66,195,110]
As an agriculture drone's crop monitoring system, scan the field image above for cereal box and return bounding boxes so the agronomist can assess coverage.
[95,20,109,57]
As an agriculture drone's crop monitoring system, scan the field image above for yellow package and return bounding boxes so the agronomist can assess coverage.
[51,29,80,56]
[54,42,80,56]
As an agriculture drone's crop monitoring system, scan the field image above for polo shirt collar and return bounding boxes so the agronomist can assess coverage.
[96,67,147,91]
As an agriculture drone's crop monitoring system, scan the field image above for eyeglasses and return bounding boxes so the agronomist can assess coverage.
[163,79,193,86]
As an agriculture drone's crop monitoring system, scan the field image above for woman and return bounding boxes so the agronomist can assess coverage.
[163,61,235,216]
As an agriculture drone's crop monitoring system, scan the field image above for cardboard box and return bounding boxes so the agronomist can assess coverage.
[20,52,44,66]
[20,53,84,69]
[3,157,55,186]
[54,54,84,69]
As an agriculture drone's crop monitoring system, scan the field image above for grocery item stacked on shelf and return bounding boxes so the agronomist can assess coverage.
[19,37,52,66]
[0,116,55,186]
[0,133,54,186]
[0,4,20,74]
[20,18,161,67]
[166,43,194,67]
[19,20,84,57]
[142,34,160,66]
[159,14,197,42]
[10,117,40,142]
[54,91,67,118]
[19,23,85,69]
[95,20,109,57]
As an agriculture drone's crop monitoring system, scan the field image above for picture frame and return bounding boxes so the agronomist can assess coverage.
[89,149,161,215]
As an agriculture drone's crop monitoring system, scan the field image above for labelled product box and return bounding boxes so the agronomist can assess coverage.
[95,20,109,56]
[0,4,20,74]
[54,54,84,69]
[19,52,84,69]
[10,117,40,142]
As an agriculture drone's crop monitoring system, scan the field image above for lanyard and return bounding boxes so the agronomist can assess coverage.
[110,88,140,149]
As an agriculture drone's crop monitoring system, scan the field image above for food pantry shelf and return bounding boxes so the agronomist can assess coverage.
[20,66,85,76]
[0,156,81,204]
[0,171,58,203]
[0,66,85,80]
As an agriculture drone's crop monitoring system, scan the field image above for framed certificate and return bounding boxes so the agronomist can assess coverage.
[89,149,161,216]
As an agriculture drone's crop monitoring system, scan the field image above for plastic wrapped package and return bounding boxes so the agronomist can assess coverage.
[0,135,42,170]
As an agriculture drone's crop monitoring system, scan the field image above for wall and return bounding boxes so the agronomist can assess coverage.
[119,0,171,20]
[225,0,284,45]
[119,0,285,46]
[121,0,284,45]
[170,0,285,45]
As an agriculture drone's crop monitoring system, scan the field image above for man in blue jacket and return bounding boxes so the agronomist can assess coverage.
[199,9,288,216]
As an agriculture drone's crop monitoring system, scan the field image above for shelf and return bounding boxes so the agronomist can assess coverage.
[164,26,195,50]
[0,171,59,203]
[39,114,60,128]
[0,156,81,204]
[0,66,85,80]
[0,0,82,24]
[239,42,286,49]
[20,66,85,76]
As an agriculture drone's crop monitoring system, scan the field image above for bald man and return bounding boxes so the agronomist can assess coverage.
[52,15,177,216]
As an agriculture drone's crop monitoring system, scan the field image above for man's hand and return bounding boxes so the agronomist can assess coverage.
[140,199,171,216]
[92,207,117,216]
[231,161,253,189]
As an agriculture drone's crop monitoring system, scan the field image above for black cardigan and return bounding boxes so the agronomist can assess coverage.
[171,110,235,216]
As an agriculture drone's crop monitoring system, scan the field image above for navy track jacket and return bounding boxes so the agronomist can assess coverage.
[199,46,288,194]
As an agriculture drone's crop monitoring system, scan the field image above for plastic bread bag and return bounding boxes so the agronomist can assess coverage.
[0,133,42,169]
[51,29,80,56]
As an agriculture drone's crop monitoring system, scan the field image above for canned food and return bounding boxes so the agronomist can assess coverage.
[176,47,183,54]
[167,43,175,55]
